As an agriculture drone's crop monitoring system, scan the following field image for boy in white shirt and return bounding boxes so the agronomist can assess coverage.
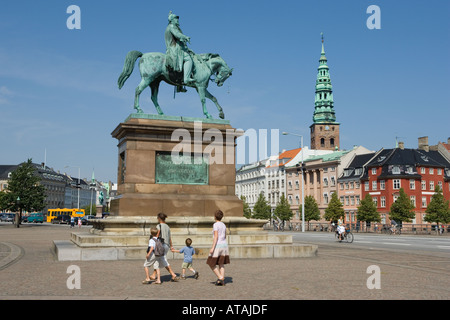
[142,228,162,284]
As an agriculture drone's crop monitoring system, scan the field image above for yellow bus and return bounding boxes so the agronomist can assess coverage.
[47,208,85,223]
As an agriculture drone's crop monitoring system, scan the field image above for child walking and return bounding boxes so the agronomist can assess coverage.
[142,228,165,285]
[172,238,199,280]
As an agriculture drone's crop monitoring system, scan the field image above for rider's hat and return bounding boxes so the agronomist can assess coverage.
[168,11,179,22]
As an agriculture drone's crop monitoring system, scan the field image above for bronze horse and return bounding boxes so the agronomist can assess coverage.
[118,51,233,119]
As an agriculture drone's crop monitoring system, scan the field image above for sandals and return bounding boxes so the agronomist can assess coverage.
[142,280,151,284]
[171,276,180,282]
[215,278,225,286]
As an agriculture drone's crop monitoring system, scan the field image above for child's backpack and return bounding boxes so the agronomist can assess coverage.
[154,237,165,256]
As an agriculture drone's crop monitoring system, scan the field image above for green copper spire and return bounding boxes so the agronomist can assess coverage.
[313,33,338,124]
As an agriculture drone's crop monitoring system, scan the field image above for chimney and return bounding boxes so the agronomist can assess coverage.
[448,137,450,144]
[418,136,429,152]
[398,142,404,150]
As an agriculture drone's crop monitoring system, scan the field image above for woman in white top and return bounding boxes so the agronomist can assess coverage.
[206,210,229,286]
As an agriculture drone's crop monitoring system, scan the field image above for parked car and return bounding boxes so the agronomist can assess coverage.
[0,213,15,223]
[82,215,97,225]
[27,213,44,223]
[51,215,71,224]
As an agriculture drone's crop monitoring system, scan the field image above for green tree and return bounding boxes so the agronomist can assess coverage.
[301,195,321,225]
[389,188,415,224]
[252,193,271,220]
[83,204,98,216]
[0,159,46,228]
[424,186,450,234]
[274,194,293,224]
[240,195,252,219]
[357,194,381,223]
[324,192,344,222]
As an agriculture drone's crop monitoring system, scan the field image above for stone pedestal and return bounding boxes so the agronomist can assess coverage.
[53,114,318,261]
[109,114,243,217]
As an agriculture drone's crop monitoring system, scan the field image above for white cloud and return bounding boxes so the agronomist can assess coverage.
[0,85,14,105]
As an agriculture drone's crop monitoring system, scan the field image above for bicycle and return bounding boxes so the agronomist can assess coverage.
[387,225,401,235]
[335,229,354,243]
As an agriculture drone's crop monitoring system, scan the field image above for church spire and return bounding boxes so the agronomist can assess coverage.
[309,33,340,151]
[312,33,337,124]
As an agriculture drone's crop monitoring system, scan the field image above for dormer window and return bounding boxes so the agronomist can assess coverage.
[392,166,401,174]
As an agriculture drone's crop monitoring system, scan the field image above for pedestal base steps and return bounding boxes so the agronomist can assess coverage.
[53,216,318,261]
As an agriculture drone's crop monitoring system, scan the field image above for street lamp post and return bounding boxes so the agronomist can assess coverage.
[282,132,305,232]
[65,166,80,209]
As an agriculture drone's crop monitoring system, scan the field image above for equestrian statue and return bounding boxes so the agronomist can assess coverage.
[118,11,233,119]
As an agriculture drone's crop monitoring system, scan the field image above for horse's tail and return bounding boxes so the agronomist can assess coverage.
[118,50,143,89]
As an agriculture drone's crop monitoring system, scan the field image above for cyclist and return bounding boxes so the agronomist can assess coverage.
[337,223,346,241]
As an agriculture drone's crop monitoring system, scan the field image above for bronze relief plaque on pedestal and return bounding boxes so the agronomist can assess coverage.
[155,152,209,185]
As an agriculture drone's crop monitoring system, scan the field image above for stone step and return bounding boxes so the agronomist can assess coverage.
[70,232,293,248]
[53,240,318,261]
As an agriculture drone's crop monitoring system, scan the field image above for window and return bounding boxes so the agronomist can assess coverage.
[356,196,360,205]
[372,197,378,207]
[438,168,442,175]
[324,193,329,204]
[380,196,386,208]
[422,180,426,190]
[410,179,415,190]
[350,196,355,206]
[330,138,335,146]
[429,168,434,174]
[421,167,426,174]
[393,179,400,189]
[331,177,336,186]
[364,181,369,191]
[438,181,443,189]
[340,196,344,204]
[372,181,377,190]
[410,196,416,208]
[340,183,344,190]
[392,166,401,174]
[323,178,328,186]
[430,181,434,190]
[380,180,385,190]
[372,168,377,175]
[422,196,427,208]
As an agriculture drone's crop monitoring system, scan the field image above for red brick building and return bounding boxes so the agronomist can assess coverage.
[360,140,450,225]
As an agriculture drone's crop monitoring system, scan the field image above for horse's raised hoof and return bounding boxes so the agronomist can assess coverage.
[134,107,144,114]
[205,113,212,119]
[219,112,225,119]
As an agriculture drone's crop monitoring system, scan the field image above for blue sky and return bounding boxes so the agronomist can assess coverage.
[0,0,449,183]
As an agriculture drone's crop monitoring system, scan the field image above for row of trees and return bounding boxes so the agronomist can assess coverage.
[241,186,450,230]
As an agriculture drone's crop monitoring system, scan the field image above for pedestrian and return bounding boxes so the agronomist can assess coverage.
[149,212,179,282]
[206,209,229,286]
[78,217,82,228]
[172,238,199,280]
[142,228,163,285]
[70,216,75,228]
